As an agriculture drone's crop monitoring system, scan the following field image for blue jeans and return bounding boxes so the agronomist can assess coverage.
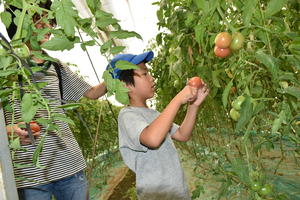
[18,171,88,200]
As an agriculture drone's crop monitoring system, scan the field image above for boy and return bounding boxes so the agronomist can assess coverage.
[109,51,209,200]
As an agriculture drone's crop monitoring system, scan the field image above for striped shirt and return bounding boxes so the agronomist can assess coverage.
[4,64,92,188]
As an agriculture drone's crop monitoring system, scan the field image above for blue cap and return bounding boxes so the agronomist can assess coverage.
[107,51,154,79]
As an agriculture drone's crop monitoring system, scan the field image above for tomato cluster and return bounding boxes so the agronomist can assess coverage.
[214,32,245,58]
[230,95,245,121]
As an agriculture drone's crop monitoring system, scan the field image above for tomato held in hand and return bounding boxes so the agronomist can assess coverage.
[214,46,231,58]
[230,32,245,50]
[30,121,41,132]
[188,77,203,88]
[215,32,232,48]
[14,43,30,58]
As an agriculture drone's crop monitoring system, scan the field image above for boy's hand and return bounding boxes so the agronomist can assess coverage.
[190,83,210,107]
[175,85,198,105]
[6,122,41,145]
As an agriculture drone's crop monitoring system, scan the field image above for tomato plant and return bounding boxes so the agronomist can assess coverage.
[214,32,232,48]
[214,46,231,58]
[229,32,245,50]
[188,76,203,88]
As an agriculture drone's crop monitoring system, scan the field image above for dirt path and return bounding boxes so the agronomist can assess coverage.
[108,169,136,200]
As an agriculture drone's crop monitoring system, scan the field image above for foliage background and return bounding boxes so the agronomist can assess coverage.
[149,0,300,199]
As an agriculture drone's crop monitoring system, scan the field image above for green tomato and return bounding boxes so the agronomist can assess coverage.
[259,184,272,196]
[173,79,180,89]
[231,95,245,111]
[14,44,30,58]
[230,32,245,50]
[230,108,240,121]
[279,81,289,89]
[0,44,8,56]
[250,181,262,192]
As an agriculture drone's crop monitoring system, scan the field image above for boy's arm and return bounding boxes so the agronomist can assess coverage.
[84,82,107,100]
[172,84,210,142]
[140,86,197,148]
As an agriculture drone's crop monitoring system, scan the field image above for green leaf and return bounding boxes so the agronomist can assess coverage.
[0,11,12,28]
[102,70,116,92]
[41,36,74,51]
[52,0,78,36]
[96,18,119,28]
[115,90,129,105]
[30,51,58,62]
[110,46,126,55]
[32,135,46,169]
[212,69,222,88]
[194,25,205,46]
[0,56,14,69]
[265,0,287,18]
[284,87,300,99]
[110,31,142,40]
[57,103,82,110]
[100,40,113,54]
[52,113,75,125]
[10,137,21,150]
[236,96,253,130]
[272,111,285,133]
[0,69,18,77]
[242,0,259,26]
[80,40,96,51]
[289,41,300,56]
[21,93,38,123]
[255,51,279,80]
[193,0,209,14]
[115,60,139,70]
[222,80,233,108]
[86,0,99,14]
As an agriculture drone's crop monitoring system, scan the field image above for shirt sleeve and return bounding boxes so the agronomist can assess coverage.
[118,111,149,152]
[169,123,179,136]
[59,64,92,102]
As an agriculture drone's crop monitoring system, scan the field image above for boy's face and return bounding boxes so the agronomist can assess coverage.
[128,62,155,101]
[33,12,54,45]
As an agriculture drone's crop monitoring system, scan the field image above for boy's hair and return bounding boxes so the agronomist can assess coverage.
[107,51,154,86]
[119,69,135,86]
[6,0,55,39]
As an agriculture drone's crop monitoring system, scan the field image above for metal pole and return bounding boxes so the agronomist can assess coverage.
[0,102,19,200]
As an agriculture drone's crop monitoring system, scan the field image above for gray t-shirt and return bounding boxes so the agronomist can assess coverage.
[118,106,190,200]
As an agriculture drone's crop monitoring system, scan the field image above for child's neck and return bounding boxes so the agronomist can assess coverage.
[129,98,148,108]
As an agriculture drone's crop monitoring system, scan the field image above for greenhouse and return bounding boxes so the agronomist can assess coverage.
[0,0,299,200]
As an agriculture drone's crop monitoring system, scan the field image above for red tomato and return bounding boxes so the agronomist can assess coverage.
[214,32,232,48]
[188,77,203,88]
[214,46,231,58]
[30,121,41,132]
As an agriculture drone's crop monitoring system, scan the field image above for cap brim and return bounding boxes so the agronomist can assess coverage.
[131,51,154,65]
